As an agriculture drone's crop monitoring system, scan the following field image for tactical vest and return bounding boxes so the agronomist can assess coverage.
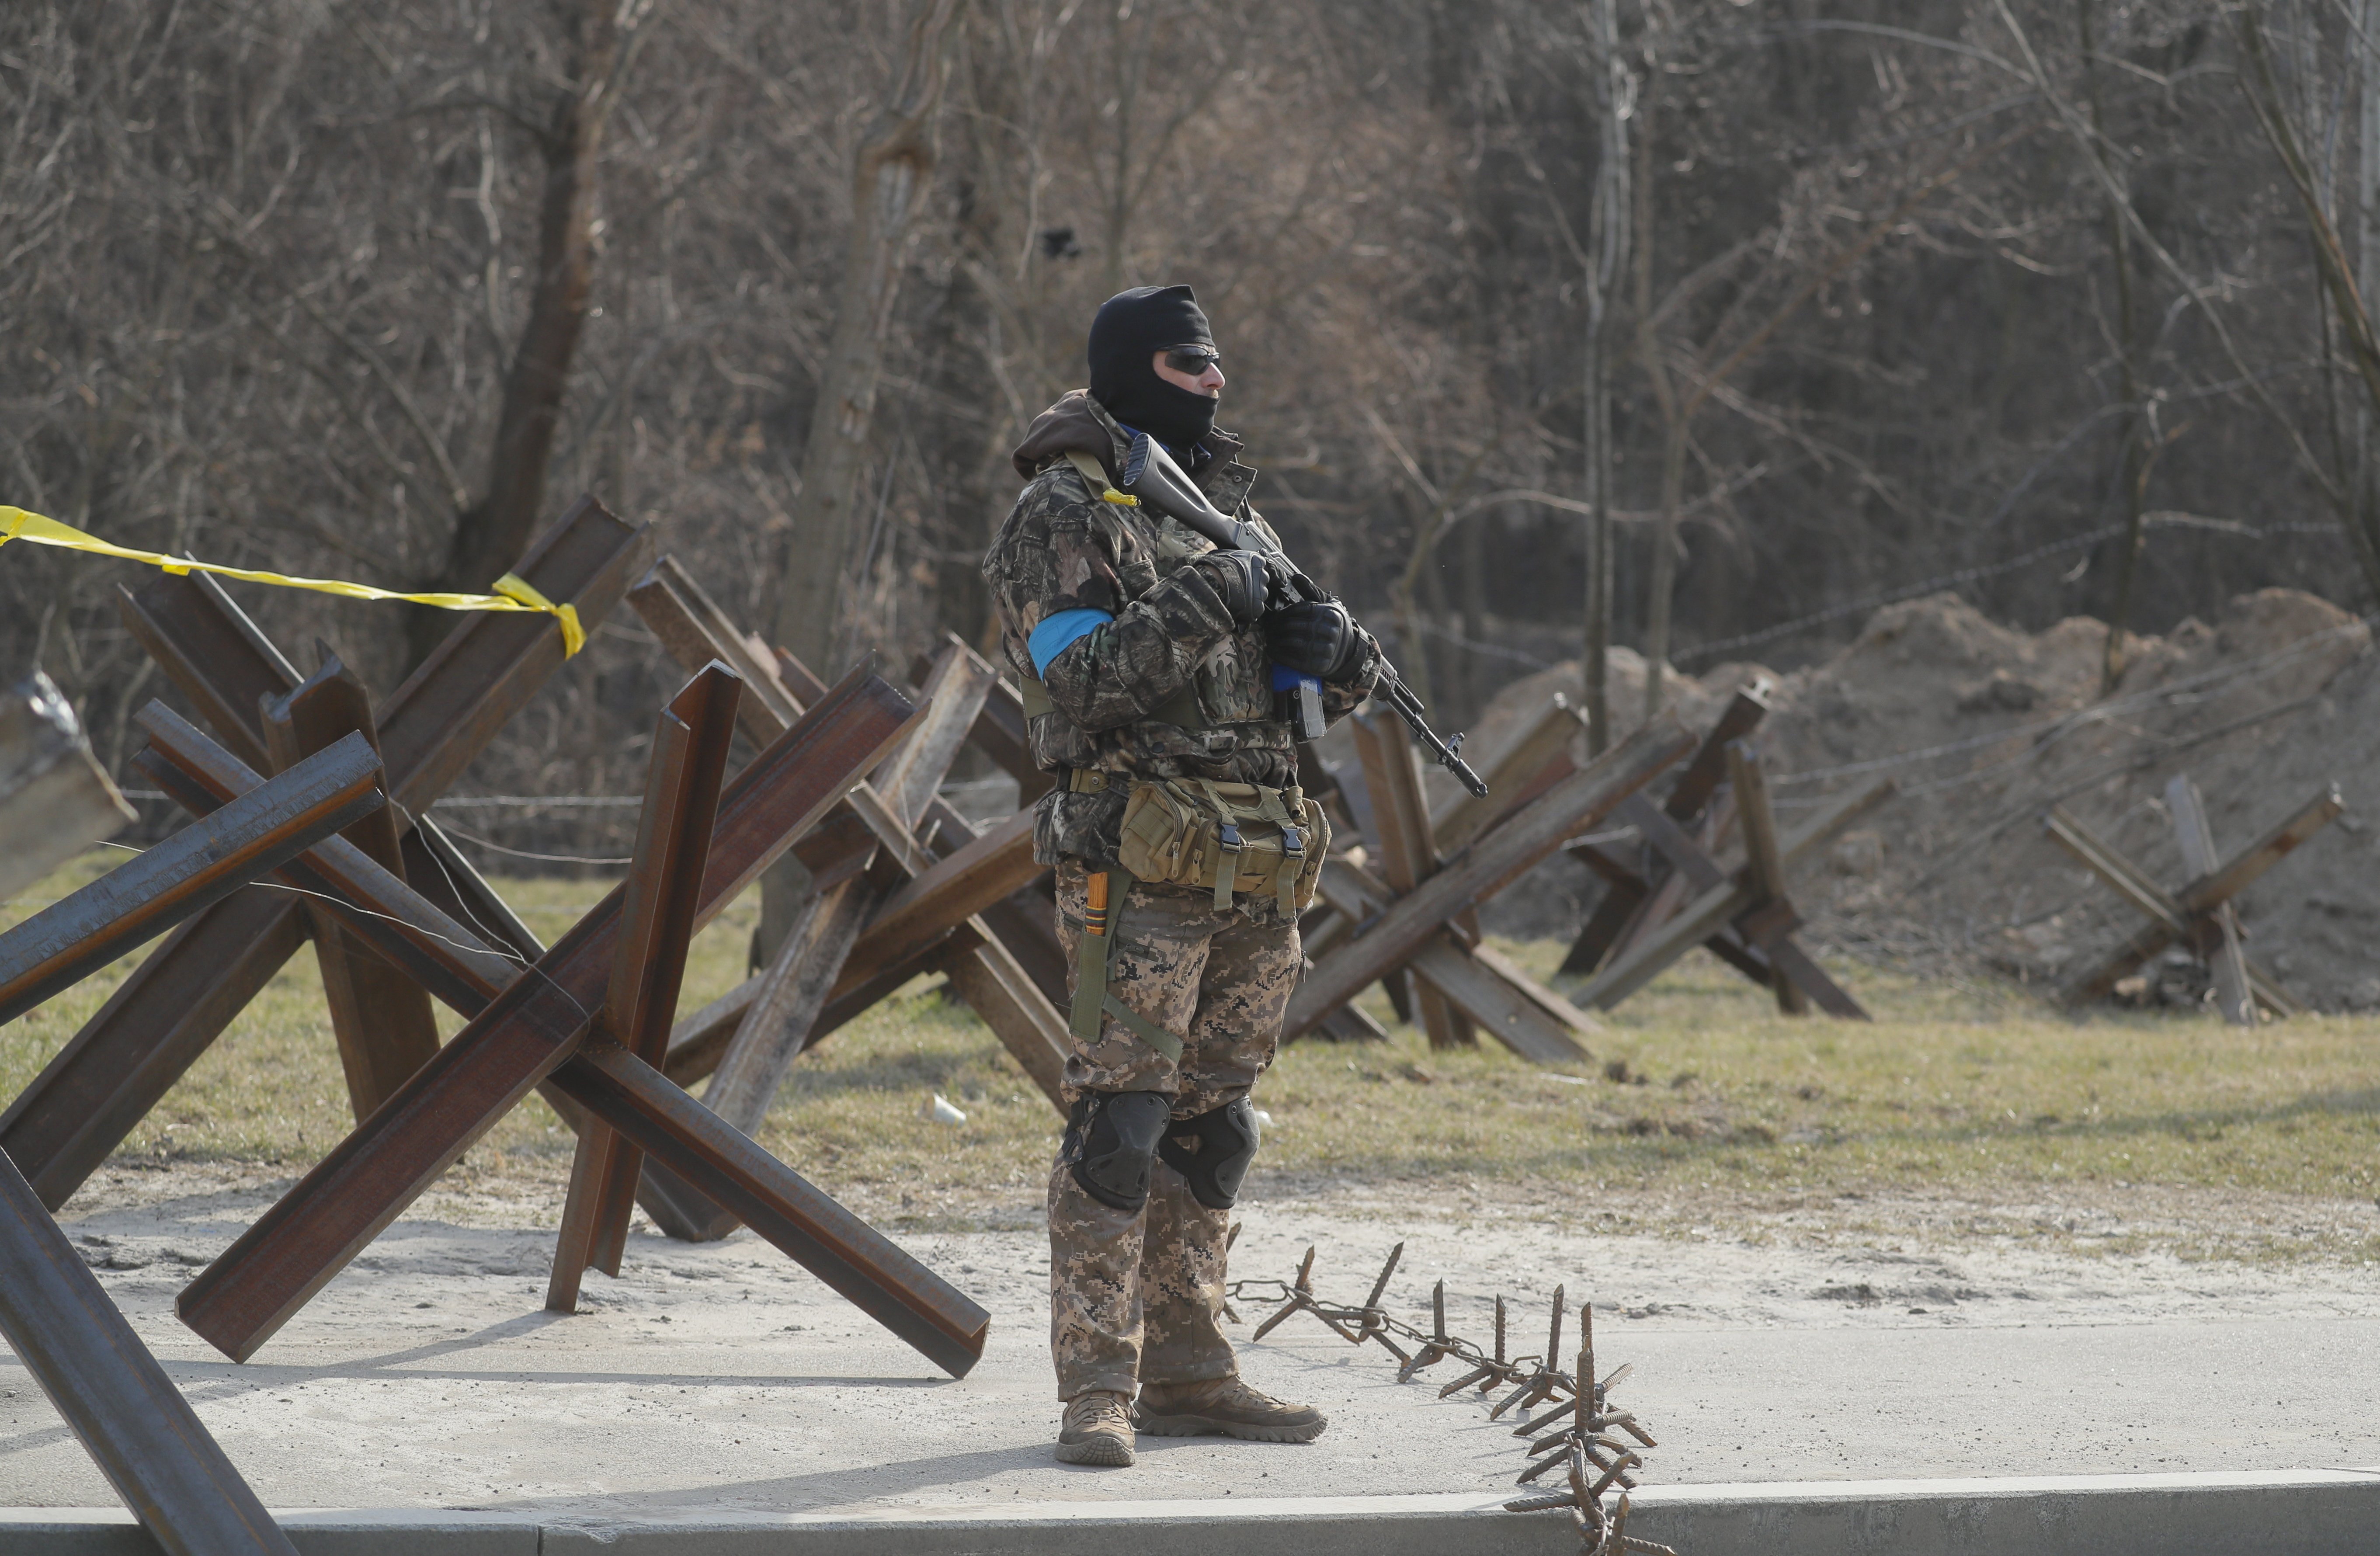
[1018,448,1285,750]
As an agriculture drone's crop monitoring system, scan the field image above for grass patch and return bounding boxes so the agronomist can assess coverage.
[7,851,2378,1260]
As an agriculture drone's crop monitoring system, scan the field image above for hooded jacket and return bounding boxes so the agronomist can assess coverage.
[983,390,1380,870]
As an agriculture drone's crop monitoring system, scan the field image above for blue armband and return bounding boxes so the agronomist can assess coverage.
[1028,608,1114,677]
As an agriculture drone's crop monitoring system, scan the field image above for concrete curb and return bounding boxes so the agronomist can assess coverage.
[7,1469,2378,1555]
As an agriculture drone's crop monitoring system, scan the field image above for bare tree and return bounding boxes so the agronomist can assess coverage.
[414,0,656,663]
[1580,0,1631,753]
[769,0,970,681]
[2076,0,2151,693]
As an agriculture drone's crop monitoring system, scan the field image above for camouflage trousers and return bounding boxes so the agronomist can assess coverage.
[1046,858,1299,1400]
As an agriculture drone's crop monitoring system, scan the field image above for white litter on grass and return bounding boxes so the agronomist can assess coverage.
[925,1094,967,1125]
[1253,1108,1274,1127]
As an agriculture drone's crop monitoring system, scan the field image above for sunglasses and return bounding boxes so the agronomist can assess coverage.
[1164,347,1222,376]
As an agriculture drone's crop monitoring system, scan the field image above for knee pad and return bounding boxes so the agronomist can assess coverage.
[1062,1091,1172,1212]
[1157,1097,1262,1210]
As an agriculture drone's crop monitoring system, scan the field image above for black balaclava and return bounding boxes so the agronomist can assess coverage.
[1088,284,1218,455]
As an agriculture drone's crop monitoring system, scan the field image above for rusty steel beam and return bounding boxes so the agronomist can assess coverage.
[130,706,522,1013]
[1283,717,1696,1042]
[0,732,384,1025]
[1561,688,1769,977]
[549,665,740,1310]
[0,497,648,1210]
[549,1038,989,1376]
[1430,695,1589,856]
[1352,709,1471,1050]
[115,569,302,775]
[1577,777,1897,1012]
[174,667,923,1364]
[0,1148,298,1556]
[260,656,445,1118]
[627,557,806,744]
[832,809,1039,993]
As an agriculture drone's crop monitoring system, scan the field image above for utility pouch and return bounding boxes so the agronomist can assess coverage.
[1115,777,1329,916]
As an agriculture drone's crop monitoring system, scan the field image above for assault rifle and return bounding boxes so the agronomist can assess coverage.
[1120,432,1489,798]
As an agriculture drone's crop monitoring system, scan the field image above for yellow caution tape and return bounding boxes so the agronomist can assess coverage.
[0,506,584,656]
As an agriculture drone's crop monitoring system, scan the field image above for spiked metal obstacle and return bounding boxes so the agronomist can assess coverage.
[1284,714,1696,1048]
[1562,690,1896,1019]
[135,664,990,1375]
[1303,705,1609,1062]
[0,498,646,1209]
[2048,773,2342,1024]
[1235,1241,1670,1556]
[618,562,1073,1239]
[0,694,388,1554]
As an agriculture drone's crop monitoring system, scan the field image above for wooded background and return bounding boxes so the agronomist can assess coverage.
[7,0,2377,850]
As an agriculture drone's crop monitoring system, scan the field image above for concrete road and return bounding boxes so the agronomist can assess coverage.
[2,1198,2374,1518]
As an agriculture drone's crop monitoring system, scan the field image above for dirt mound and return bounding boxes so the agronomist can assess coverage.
[1447,588,2379,1011]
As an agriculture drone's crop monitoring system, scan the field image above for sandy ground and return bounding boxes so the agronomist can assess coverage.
[5,1163,2375,1515]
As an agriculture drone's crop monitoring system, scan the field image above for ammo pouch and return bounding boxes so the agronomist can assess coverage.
[1115,777,1328,917]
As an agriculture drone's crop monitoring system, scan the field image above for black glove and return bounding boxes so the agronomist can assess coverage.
[1265,599,1362,682]
[1198,549,1272,623]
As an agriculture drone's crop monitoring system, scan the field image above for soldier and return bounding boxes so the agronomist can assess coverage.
[983,285,1383,1466]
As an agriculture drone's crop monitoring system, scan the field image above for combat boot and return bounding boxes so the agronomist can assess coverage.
[1055,1389,1136,1466]
[1133,1376,1328,1443]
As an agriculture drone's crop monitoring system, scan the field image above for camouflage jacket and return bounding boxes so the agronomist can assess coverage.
[983,390,1381,867]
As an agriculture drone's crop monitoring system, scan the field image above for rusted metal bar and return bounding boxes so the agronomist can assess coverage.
[402,813,547,966]
[0,733,385,1024]
[1562,689,1770,978]
[0,497,648,1210]
[114,569,302,775]
[549,1038,989,1378]
[627,557,807,742]
[172,671,914,1370]
[1431,695,1591,855]
[834,810,1040,992]
[1725,742,1810,1017]
[1404,934,1591,1064]
[549,665,740,1309]
[129,708,521,1012]
[2051,785,2338,1010]
[174,666,920,1364]
[0,1147,299,1556]
[1577,776,1896,1012]
[1286,717,1696,1040]
[260,656,445,1118]
[1353,711,1470,1050]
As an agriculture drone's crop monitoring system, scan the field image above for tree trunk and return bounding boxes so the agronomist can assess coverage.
[769,0,971,681]
[1629,101,1681,720]
[1640,416,1687,720]
[411,0,644,666]
[1581,0,1629,756]
[2359,0,2380,580]
[759,0,968,968]
[2084,0,2148,695]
